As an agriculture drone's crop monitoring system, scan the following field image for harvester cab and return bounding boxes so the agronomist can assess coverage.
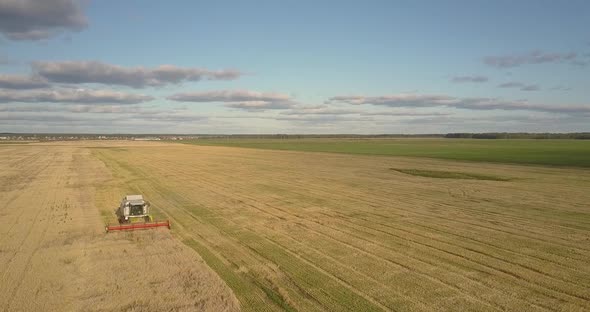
[106,195,170,232]
[117,195,151,223]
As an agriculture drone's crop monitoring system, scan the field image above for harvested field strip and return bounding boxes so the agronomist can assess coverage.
[262,184,590,274]
[95,151,302,311]
[1,154,60,283]
[266,183,583,290]
[1,148,74,310]
[159,153,589,257]
[0,151,57,248]
[212,189,588,310]
[351,211,589,275]
[165,194,433,311]
[93,144,590,311]
[187,148,584,235]
[160,189,428,309]
[132,149,588,310]
[250,167,590,250]
[142,174,386,309]
[0,144,240,311]
[147,153,589,262]
[101,152,386,311]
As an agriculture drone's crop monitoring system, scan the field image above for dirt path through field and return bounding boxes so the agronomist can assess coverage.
[0,143,239,312]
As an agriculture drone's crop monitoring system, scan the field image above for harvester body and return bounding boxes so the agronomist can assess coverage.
[106,195,171,232]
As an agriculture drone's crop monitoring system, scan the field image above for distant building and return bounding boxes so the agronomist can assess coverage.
[133,137,161,141]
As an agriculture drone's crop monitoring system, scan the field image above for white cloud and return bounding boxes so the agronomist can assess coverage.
[167,90,296,111]
[497,82,540,91]
[327,93,590,114]
[484,51,578,68]
[0,74,49,89]
[0,88,153,104]
[450,75,489,83]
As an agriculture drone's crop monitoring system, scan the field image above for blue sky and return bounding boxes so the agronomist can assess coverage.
[0,0,589,133]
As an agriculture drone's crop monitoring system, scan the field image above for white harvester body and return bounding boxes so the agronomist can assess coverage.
[116,195,151,223]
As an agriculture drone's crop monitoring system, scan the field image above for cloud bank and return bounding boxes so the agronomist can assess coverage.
[32,61,241,88]
[167,90,296,111]
[0,74,49,89]
[497,82,540,91]
[0,88,153,104]
[484,51,578,68]
[327,94,590,114]
[450,75,488,83]
[0,0,88,40]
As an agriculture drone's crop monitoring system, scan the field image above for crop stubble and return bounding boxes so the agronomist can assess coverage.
[2,141,589,312]
[92,142,590,312]
[0,143,239,312]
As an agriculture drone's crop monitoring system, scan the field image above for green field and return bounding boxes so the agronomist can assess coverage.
[180,138,590,167]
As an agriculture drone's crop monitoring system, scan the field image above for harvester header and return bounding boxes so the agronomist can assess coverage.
[106,220,171,232]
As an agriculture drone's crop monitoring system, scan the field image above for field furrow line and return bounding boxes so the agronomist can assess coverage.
[152,160,589,294]
[134,156,547,311]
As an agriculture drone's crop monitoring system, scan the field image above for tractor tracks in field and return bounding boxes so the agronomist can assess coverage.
[97,147,590,312]
[108,155,349,311]
[132,182,287,311]
[231,176,590,309]
[0,145,241,312]
[124,154,520,311]
[126,154,397,310]
[237,168,590,271]
[0,150,59,268]
[0,149,56,245]
[194,152,587,309]
[250,168,590,255]
[0,150,67,311]
[148,155,587,292]
[173,174,558,312]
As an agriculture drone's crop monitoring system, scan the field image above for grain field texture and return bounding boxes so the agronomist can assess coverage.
[0,142,239,312]
[89,141,590,312]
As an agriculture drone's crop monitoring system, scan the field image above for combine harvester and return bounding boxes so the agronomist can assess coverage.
[105,195,170,232]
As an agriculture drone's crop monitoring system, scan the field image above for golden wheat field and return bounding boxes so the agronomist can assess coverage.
[1,141,590,311]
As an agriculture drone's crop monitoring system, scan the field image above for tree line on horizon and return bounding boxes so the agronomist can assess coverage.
[1,133,589,140]
[443,133,590,139]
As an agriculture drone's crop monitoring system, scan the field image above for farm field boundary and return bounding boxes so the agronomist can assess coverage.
[178,138,590,168]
